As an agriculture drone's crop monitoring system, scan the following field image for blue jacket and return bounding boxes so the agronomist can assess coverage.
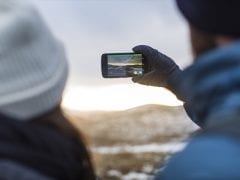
[157,41,240,179]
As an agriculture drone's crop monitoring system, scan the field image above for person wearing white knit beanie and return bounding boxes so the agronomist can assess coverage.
[0,1,95,179]
[0,0,68,120]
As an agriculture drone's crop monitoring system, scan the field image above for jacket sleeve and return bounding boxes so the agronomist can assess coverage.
[166,73,205,128]
[183,103,205,128]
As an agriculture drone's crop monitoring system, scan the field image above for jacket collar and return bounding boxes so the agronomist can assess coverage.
[173,41,240,127]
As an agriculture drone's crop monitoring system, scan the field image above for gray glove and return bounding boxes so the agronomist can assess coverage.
[132,45,182,91]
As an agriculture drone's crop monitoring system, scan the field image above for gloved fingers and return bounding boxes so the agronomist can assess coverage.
[133,45,176,70]
[132,72,154,86]
[133,45,158,65]
[132,71,165,87]
[133,45,154,54]
[132,75,143,83]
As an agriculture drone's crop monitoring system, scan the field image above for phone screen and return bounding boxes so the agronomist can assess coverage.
[104,53,144,78]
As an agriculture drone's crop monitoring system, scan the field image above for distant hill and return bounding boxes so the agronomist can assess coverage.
[65,105,198,146]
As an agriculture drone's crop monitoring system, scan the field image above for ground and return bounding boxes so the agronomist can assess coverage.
[65,105,198,180]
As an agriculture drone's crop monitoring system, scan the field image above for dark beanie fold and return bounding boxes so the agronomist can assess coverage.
[176,0,240,36]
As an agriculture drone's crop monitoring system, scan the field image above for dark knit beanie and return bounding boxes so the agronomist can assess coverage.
[176,0,240,36]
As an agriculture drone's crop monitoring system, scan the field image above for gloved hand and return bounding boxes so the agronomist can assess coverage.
[132,45,197,125]
[132,45,182,92]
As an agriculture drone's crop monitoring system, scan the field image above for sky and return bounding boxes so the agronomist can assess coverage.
[32,0,192,111]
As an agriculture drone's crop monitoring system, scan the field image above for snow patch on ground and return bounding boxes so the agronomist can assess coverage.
[122,172,154,180]
[92,142,187,154]
[107,170,154,180]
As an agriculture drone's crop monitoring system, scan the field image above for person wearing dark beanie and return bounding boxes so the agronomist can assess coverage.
[131,1,240,180]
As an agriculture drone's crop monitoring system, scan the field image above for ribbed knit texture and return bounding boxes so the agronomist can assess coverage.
[0,0,68,120]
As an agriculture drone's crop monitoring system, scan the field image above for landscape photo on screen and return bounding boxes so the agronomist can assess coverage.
[107,54,144,77]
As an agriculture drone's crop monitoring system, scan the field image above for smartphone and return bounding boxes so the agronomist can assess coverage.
[101,53,147,78]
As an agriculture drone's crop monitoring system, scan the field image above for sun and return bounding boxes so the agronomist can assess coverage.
[62,84,183,111]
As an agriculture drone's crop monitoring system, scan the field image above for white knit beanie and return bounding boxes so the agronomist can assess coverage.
[0,0,68,120]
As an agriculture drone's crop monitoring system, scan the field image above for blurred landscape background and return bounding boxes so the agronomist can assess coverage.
[32,0,197,179]
[66,105,198,179]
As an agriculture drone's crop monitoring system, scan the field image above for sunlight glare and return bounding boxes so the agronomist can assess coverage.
[62,84,183,111]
